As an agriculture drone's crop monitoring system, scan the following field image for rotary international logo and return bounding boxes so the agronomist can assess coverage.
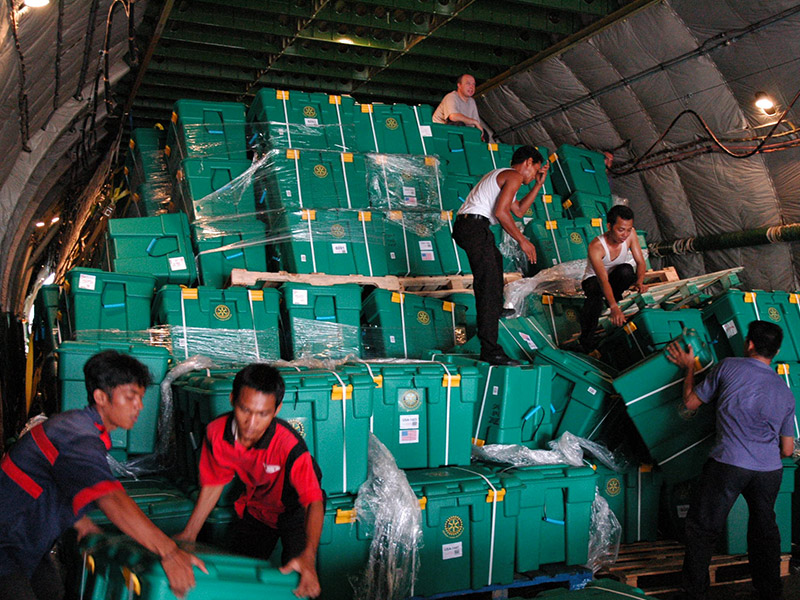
[214,305,232,321]
[569,232,583,244]
[606,477,621,497]
[443,515,464,538]
[313,164,328,178]
[768,307,781,322]
[400,389,421,411]
[417,311,431,325]
[565,308,578,322]
[385,117,399,130]
[303,106,317,117]
[288,419,305,438]
[331,224,346,238]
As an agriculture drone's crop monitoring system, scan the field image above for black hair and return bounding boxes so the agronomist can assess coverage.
[84,350,151,406]
[746,320,783,359]
[510,145,544,167]
[606,204,634,226]
[232,363,286,408]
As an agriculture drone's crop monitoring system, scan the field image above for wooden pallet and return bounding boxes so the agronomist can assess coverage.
[399,272,523,297]
[600,541,791,596]
[642,266,680,284]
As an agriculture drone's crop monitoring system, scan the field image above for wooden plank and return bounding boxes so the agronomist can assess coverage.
[643,266,679,283]
[228,269,401,290]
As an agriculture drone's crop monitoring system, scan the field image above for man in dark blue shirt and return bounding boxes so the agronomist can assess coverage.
[668,320,795,600]
[0,350,205,600]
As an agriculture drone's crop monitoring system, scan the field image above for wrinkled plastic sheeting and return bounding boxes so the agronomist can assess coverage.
[17,414,49,438]
[353,434,422,600]
[472,431,623,471]
[586,490,621,574]
[108,355,217,478]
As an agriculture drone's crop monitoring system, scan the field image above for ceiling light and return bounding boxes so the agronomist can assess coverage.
[24,0,50,7]
[337,37,355,45]
[50,216,59,224]
[754,91,777,115]
[35,221,45,228]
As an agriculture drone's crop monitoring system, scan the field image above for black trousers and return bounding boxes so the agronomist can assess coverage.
[683,459,784,600]
[452,217,503,358]
[579,263,636,349]
[230,507,308,566]
[0,553,64,600]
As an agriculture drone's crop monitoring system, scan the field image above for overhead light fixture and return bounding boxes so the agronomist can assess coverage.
[50,216,59,224]
[337,37,355,45]
[35,221,45,228]
[23,0,50,7]
[754,91,777,115]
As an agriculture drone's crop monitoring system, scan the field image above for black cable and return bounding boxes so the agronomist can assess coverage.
[75,0,100,100]
[7,0,31,152]
[54,0,65,114]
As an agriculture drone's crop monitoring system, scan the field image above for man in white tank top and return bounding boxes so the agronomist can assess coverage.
[452,146,549,366]
[578,204,649,351]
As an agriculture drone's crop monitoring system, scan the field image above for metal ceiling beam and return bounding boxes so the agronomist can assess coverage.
[431,20,551,51]
[408,39,525,65]
[268,56,371,81]
[389,54,495,80]
[141,71,247,94]
[153,44,268,70]
[133,84,244,104]
[456,3,577,34]
[283,41,389,68]
[502,0,611,16]
[296,25,407,50]
[147,58,255,83]
[349,0,455,18]
[168,6,294,36]
[161,25,281,53]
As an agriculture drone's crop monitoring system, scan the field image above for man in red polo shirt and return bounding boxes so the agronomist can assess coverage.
[177,363,325,599]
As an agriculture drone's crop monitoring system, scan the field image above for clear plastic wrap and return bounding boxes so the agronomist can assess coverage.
[248,121,358,153]
[125,148,172,217]
[352,433,422,600]
[366,153,442,212]
[585,490,622,574]
[18,413,49,438]
[289,316,362,361]
[108,355,217,478]
[495,223,529,273]
[472,431,623,470]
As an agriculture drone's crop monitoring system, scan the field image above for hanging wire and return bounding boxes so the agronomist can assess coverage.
[7,0,31,152]
[53,0,65,114]
[75,0,101,100]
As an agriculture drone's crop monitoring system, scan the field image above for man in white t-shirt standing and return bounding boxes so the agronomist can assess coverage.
[452,146,548,366]
[432,74,492,141]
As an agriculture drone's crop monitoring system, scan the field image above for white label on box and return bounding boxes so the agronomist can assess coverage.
[492,385,499,396]
[300,254,307,263]
[169,256,187,271]
[389,252,397,259]
[677,504,690,519]
[399,429,419,444]
[419,240,433,251]
[442,542,463,560]
[389,335,396,343]
[722,320,738,338]
[332,243,348,254]
[304,117,319,126]
[292,289,309,305]
[400,414,419,429]
[404,196,418,207]
[177,338,187,348]
[519,332,537,351]
[403,186,417,197]
[78,273,96,291]
[552,258,558,265]
[419,125,432,137]
[286,190,292,197]
[587,386,597,395]
[420,251,435,261]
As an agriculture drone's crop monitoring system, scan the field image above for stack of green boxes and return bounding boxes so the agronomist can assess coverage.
[124,127,171,216]
[595,464,663,544]
[32,284,62,354]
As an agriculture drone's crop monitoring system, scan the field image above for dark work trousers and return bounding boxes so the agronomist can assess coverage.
[683,459,784,600]
[452,216,503,358]
[230,507,308,566]
[0,552,64,600]
[579,263,636,349]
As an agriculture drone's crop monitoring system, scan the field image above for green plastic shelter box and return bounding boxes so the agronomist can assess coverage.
[562,191,613,220]
[382,209,470,276]
[268,208,388,276]
[281,282,362,360]
[247,88,357,151]
[86,478,195,535]
[342,361,479,468]
[56,341,170,459]
[80,534,299,600]
[702,290,800,364]
[426,123,486,176]
[533,346,617,440]
[775,362,800,439]
[106,213,197,287]
[174,158,256,221]
[62,268,155,341]
[723,459,796,554]
[366,153,443,212]
[439,172,481,212]
[33,284,62,352]
[529,192,565,221]
[165,99,248,171]
[523,218,596,268]
[535,579,651,599]
[598,308,713,371]
[489,315,557,363]
[260,147,368,210]
[152,286,281,363]
[548,144,611,197]
[612,329,717,484]
[493,463,597,572]
[279,368,374,494]
[125,129,168,192]
[446,292,477,341]
[405,465,522,596]
[361,289,468,359]
[526,293,585,348]
[191,219,269,288]
[199,505,239,546]
[488,142,516,170]
[317,493,371,600]
[131,181,171,217]
[353,103,426,154]
[595,464,663,544]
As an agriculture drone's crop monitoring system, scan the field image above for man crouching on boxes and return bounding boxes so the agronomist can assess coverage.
[177,363,324,598]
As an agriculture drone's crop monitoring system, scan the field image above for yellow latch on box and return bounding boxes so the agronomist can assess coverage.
[342,152,353,163]
[302,209,317,221]
[546,220,558,230]
[442,301,454,313]
[624,322,637,335]
[361,104,373,113]
[329,95,341,105]
[486,488,506,503]
[472,437,485,447]
[276,90,290,100]
[778,364,790,375]
[358,211,372,222]
[181,288,199,300]
[442,374,461,387]
[391,292,405,304]
[249,290,264,302]
[744,292,757,303]
[371,374,383,388]
[541,294,553,305]
[331,384,353,401]
[286,149,299,160]
[419,497,427,511]
[335,508,356,524]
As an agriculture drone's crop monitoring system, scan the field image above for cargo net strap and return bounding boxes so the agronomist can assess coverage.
[107,355,217,478]
[353,434,422,600]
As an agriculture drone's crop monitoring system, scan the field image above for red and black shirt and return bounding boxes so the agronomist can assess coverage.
[200,413,324,529]
[0,406,122,577]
